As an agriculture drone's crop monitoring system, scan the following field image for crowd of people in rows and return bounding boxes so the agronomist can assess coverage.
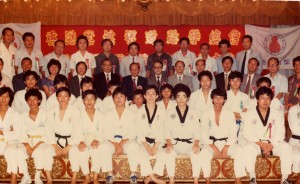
[0,27,300,184]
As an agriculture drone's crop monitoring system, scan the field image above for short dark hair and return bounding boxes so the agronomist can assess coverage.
[153,60,163,67]
[198,71,213,82]
[200,43,210,50]
[268,57,280,65]
[143,85,158,96]
[21,57,32,65]
[47,59,61,74]
[101,39,113,47]
[133,89,144,98]
[153,39,164,47]
[112,86,127,98]
[256,77,272,87]
[56,87,71,97]
[195,59,206,66]
[2,27,14,36]
[228,71,243,82]
[256,86,274,100]
[0,87,14,106]
[54,40,65,46]
[218,39,231,48]
[175,60,185,67]
[102,58,112,65]
[107,80,121,88]
[22,32,35,41]
[129,62,140,70]
[210,88,227,100]
[25,88,42,105]
[173,83,191,98]
[248,57,260,66]
[54,74,68,86]
[160,83,173,94]
[82,89,97,100]
[222,56,234,64]
[242,35,253,43]
[23,71,38,82]
[178,37,190,45]
[80,76,93,89]
[293,56,300,66]
[75,61,87,73]
[128,42,140,51]
[76,35,89,48]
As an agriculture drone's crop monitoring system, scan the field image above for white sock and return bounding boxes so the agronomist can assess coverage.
[249,172,256,179]
[35,170,41,178]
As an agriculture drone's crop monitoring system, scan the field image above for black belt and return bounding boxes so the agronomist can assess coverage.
[260,139,273,158]
[162,137,192,148]
[145,137,155,144]
[292,134,300,140]
[55,133,71,149]
[209,136,228,144]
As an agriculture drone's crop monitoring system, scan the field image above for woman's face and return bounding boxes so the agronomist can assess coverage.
[0,92,10,107]
[161,88,172,99]
[175,91,188,106]
[49,64,59,75]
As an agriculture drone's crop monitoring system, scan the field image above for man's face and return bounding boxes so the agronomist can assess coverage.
[180,40,188,51]
[54,42,65,55]
[257,94,271,109]
[153,62,163,75]
[24,75,37,89]
[154,42,163,53]
[294,61,300,74]
[102,60,112,73]
[242,38,252,50]
[113,93,126,107]
[2,30,14,44]
[195,60,205,73]
[200,76,211,90]
[78,39,87,50]
[76,63,87,76]
[175,62,185,74]
[129,45,138,56]
[229,78,242,90]
[222,59,233,72]
[102,41,112,53]
[248,59,258,73]
[219,44,229,54]
[268,59,279,73]
[200,45,209,56]
[24,36,35,49]
[175,92,188,106]
[212,95,226,108]
[21,60,32,72]
[130,64,140,77]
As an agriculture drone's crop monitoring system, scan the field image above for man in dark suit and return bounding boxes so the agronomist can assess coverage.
[69,61,87,97]
[147,60,168,92]
[94,58,121,100]
[215,56,234,91]
[240,58,261,98]
[122,62,147,101]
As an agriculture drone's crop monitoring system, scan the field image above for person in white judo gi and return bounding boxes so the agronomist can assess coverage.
[99,87,139,184]
[0,87,25,184]
[70,90,104,184]
[200,88,246,184]
[224,71,250,145]
[129,89,144,112]
[45,87,80,184]
[156,84,176,112]
[160,83,201,184]
[135,85,165,184]
[18,89,52,184]
[243,86,292,184]
[288,87,300,184]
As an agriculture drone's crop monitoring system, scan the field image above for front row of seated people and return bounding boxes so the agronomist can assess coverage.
[0,72,299,184]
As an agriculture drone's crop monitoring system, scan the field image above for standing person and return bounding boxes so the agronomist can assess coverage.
[69,61,88,98]
[236,35,262,75]
[18,89,52,184]
[95,39,120,75]
[196,43,217,76]
[156,84,176,112]
[43,40,70,77]
[120,42,146,77]
[147,60,168,92]
[0,58,13,90]
[147,39,173,77]
[98,87,139,184]
[45,87,81,184]
[285,56,300,109]
[15,32,43,77]
[0,27,17,79]
[42,59,61,98]
[172,37,196,77]
[243,87,292,184]
[216,39,237,74]
[200,88,246,184]
[136,85,166,184]
[70,35,96,77]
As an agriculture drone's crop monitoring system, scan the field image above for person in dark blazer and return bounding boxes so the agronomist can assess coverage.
[122,63,147,101]
[69,61,87,98]
[94,58,121,100]
[215,56,234,91]
[240,58,261,98]
[147,60,168,91]
[167,60,193,91]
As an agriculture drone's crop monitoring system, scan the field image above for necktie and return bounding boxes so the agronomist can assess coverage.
[157,76,161,89]
[179,75,182,82]
[225,73,228,90]
[133,78,137,91]
[132,57,135,63]
[245,75,251,95]
[106,74,110,83]
[241,51,247,76]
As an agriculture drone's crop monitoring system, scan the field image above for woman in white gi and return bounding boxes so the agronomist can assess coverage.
[45,87,80,184]
[200,88,246,184]
[70,90,104,184]
[0,87,24,184]
[18,89,52,184]
[288,87,300,184]
[224,71,250,146]
[99,87,139,184]
[156,84,176,111]
[189,71,213,117]
[161,83,201,184]
[12,71,47,112]
[243,87,292,184]
[136,85,165,184]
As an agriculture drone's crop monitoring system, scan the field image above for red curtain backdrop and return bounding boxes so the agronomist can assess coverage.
[41,25,245,59]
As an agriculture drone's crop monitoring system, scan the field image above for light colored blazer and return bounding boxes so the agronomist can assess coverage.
[168,74,194,91]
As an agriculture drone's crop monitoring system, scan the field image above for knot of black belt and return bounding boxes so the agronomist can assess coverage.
[292,134,300,140]
[209,136,228,144]
[174,138,193,144]
[55,133,71,149]
[145,137,155,144]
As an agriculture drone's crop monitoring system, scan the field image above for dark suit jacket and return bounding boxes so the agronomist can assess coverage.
[94,72,121,100]
[122,75,147,101]
[147,75,168,90]
[240,73,261,93]
[215,72,231,91]
[12,73,42,93]
[69,76,81,98]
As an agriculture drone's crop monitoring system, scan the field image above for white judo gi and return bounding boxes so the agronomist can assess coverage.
[99,107,139,172]
[158,106,201,178]
[224,90,250,145]
[243,108,292,177]
[188,89,213,118]
[135,104,166,176]
[46,93,76,110]
[200,107,246,178]
[156,100,177,112]
[288,104,300,173]
[70,109,104,175]
[248,98,284,113]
